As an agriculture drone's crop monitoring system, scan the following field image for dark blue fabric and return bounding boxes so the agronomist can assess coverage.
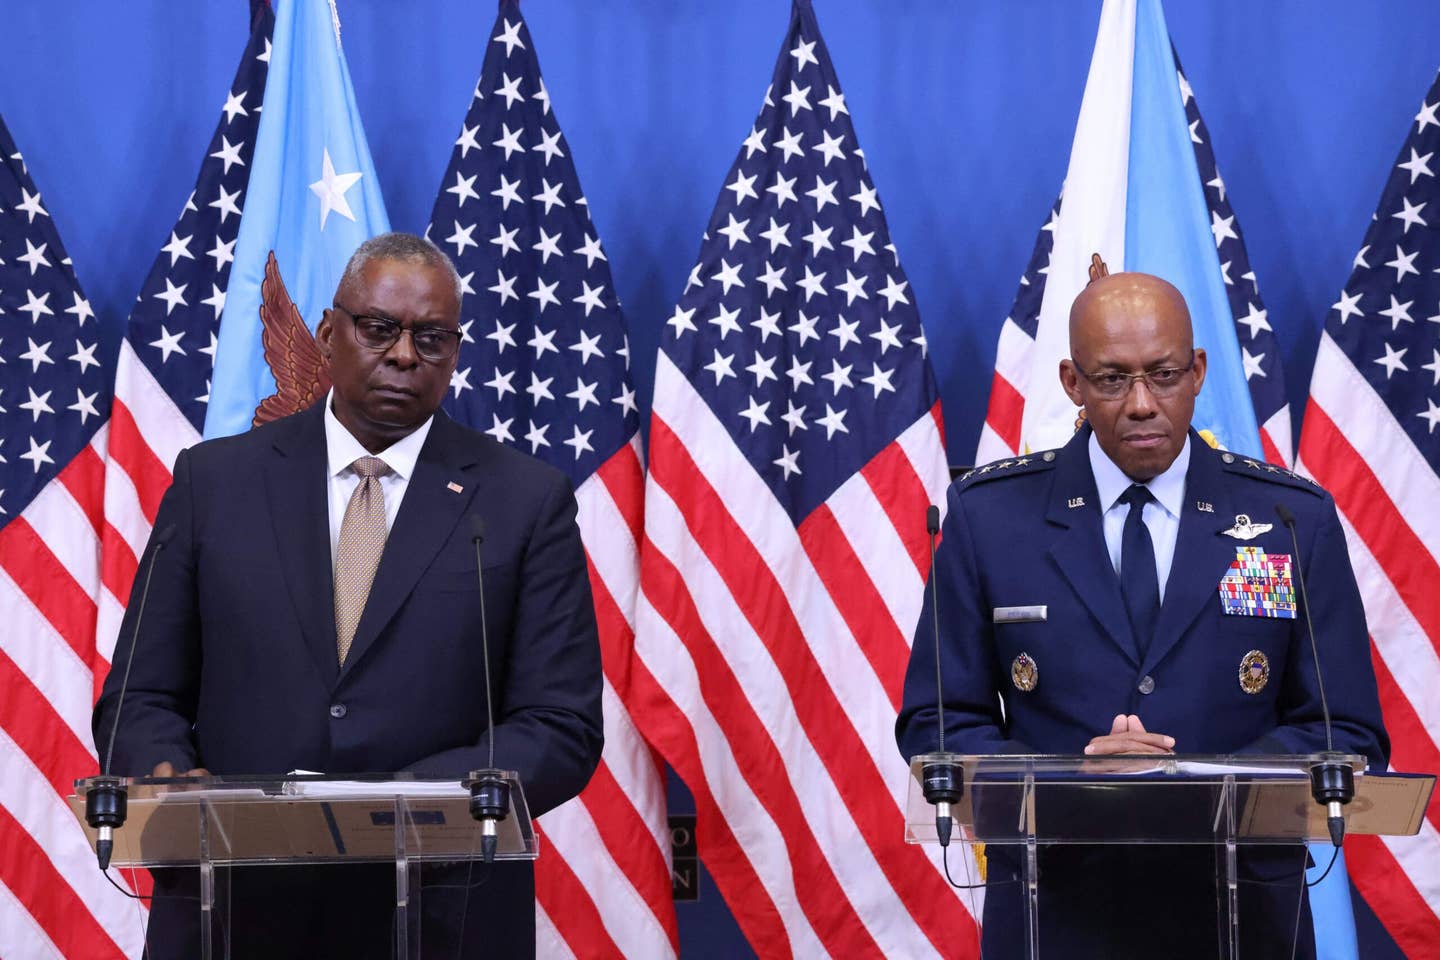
[93,402,604,958]
[1119,484,1160,661]
[897,427,1390,957]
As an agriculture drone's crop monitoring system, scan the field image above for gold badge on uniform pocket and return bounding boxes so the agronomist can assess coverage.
[1238,650,1270,694]
[1011,653,1038,692]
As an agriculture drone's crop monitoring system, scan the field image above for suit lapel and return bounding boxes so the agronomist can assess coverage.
[263,403,341,688]
[1045,428,1141,666]
[1146,436,1237,672]
[339,413,483,680]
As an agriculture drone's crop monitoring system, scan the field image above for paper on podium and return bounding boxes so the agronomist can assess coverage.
[283,771,467,799]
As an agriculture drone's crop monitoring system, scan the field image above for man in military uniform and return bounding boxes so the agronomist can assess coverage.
[896,272,1387,958]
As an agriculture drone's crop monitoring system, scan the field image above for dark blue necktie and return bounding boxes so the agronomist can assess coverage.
[1118,485,1159,659]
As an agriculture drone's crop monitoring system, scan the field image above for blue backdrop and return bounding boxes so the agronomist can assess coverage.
[6,1,1439,467]
[4,1,1436,954]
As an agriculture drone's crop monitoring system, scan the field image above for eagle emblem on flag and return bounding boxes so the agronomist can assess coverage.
[254,250,330,425]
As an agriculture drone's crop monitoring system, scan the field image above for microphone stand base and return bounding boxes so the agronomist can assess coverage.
[85,776,128,871]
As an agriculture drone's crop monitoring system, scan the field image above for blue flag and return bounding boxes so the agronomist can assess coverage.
[990,0,1293,470]
[1125,0,1260,458]
[205,0,388,439]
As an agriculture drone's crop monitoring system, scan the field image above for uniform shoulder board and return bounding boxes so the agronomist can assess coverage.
[955,450,1059,490]
[1216,451,1325,496]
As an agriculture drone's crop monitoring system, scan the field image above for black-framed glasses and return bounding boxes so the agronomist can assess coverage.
[1072,352,1197,400]
[332,304,462,362]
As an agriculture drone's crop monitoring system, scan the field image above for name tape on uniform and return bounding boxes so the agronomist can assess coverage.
[993,605,1047,623]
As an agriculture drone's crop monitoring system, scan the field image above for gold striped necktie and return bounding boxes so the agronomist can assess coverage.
[334,455,391,665]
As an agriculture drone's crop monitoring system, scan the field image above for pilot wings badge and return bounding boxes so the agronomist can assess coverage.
[1221,514,1272,541]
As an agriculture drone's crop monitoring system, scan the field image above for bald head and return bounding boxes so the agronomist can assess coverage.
[1059,271,1206,481]
[1069,272,1192,354]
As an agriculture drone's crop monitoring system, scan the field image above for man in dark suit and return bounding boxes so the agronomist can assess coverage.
[896,272,1387,958]
[93,232,604,957]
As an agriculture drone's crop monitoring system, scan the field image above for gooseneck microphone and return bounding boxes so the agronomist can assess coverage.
[87,524,175,871]
[1275,503,1352,848]
[921,505,962,848]
[465,515,509,863]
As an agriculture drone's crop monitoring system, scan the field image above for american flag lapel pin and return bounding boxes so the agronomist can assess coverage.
[446,481,464,494]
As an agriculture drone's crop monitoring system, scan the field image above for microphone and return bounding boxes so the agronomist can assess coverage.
[1275,503,1352,848]
[87,524,175,871]
[920,505,962,847]
[464,515,509,863]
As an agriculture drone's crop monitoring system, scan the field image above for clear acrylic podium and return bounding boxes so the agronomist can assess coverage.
[68,771,536,960]
[905,754,1435,960]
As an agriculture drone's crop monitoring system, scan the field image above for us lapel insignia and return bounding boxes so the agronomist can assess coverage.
[1067,496,1085,509]
[1221,513,1272,540]
[1238,649,1270,694]
[1011,652,1038,692]
[446,481,464,494]
[1196,501,1214,513]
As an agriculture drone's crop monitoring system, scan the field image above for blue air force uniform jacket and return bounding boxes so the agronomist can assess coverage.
[895,425,1388,959]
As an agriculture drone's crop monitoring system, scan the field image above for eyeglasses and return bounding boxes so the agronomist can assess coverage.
[333,304,462,362]
[1071,352,1197,400]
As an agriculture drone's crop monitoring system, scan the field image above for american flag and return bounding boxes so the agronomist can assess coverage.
[69,8,269,956]
[977,52,1293,468]
[0,117,143,956]
[629,0,974,955]
[1295,67,1440,958]
[425,3,676,956]
[98,1,271,670]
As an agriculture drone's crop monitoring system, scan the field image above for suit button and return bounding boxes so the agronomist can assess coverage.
[1137,675,1155,695]
[329,703,348,719]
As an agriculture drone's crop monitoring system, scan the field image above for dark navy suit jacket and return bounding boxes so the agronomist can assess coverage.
[896,426,1388,959]
[93,401,604,958]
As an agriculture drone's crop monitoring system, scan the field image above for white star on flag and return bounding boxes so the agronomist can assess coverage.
[308,147,363,230]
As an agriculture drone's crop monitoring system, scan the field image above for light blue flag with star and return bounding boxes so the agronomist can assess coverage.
[205,0,389,439]
[1009,1,1358,954]
[1129,5,1359,955]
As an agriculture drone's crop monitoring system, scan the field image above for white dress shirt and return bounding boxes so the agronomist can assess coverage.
[323,391,434,567]
[1089,431,1190,603]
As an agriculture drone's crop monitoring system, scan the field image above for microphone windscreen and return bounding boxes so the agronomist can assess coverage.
[1274,503,1297,528]
[468,514,486,544]
[154,524,177,548]
[926,505,941,536]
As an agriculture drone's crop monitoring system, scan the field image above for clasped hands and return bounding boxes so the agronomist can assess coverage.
[1083,713,1175,756]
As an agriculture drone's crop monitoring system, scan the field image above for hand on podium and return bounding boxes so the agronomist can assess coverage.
[1084,714,1176,756]
[151,760,212,779]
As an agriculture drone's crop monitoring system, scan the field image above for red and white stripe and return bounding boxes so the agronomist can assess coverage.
[97,341,204,662]
[976,316,1035,466]
[0,420,149,959]
[631,353,980,959]
[1258,407,1293,473]
[535,436,679,959]
[1297,331,1440,957]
